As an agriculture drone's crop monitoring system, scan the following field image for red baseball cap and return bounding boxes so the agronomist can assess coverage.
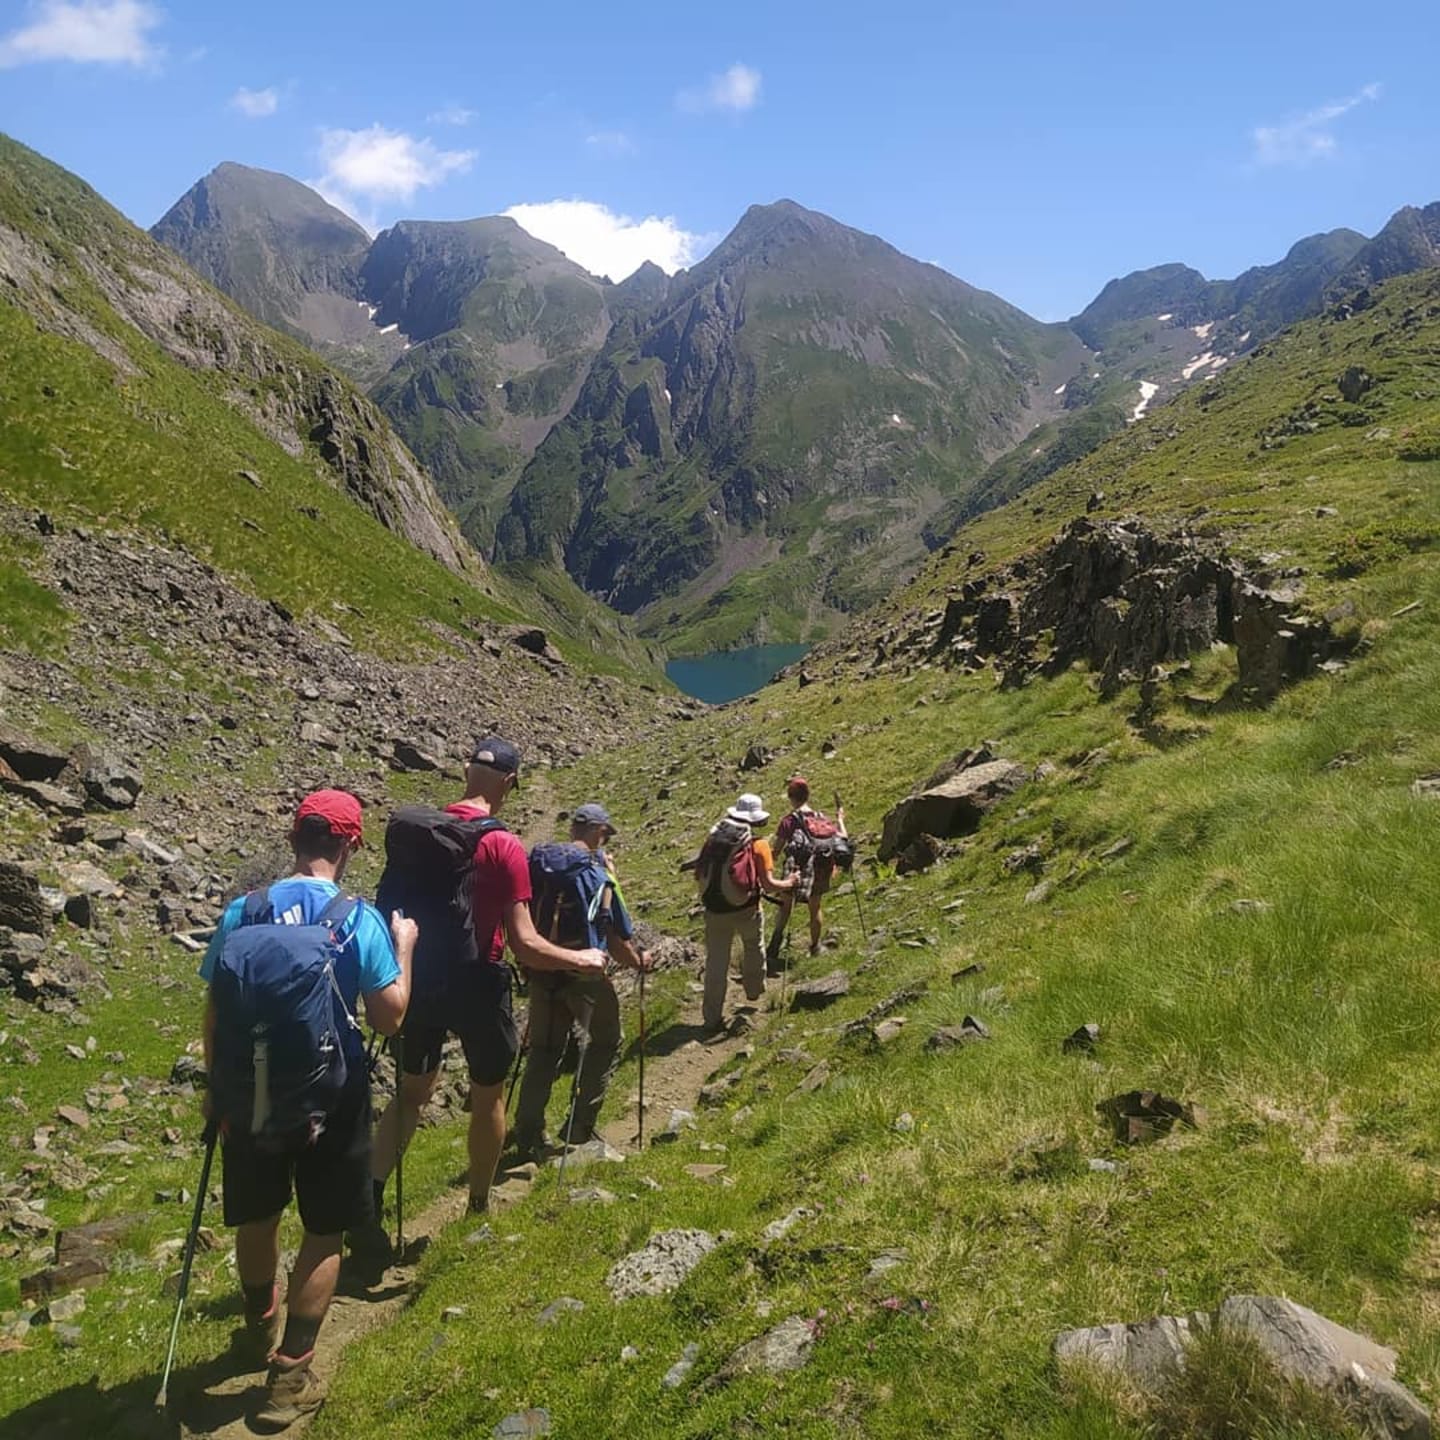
[292,789,364,843]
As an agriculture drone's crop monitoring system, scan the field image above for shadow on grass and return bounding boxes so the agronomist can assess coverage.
[0,1346,253,1440]
[635,1020,712,1060]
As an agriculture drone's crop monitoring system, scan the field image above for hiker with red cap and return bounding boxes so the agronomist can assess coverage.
[769,776,848,965]
[358,738,605,1254]
[199,789,416,1429]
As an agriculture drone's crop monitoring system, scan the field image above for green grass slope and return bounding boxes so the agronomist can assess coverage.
[297,270,1440,1436]
[7,269,1440,1437]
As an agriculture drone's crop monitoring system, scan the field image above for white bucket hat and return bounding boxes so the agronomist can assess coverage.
[726,793,770,826]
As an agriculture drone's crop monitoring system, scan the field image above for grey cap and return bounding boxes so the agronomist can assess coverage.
[572,802,616,834]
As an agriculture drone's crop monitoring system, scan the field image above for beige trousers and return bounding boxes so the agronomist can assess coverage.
[703,905,764,1029]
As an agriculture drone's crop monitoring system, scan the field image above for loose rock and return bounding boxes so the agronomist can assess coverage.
[537,1297,585,1326]
[713,1315,815,1382]
[790,971,850,1009]
[607,1230,718,1301]
[927,1016,990,1051]
[1097,1090,1206,1145]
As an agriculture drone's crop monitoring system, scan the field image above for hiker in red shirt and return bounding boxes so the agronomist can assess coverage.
[770,775,848,963]
[362,738,604,1236]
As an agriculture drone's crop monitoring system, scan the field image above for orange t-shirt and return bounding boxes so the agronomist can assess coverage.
[753,838,776,880]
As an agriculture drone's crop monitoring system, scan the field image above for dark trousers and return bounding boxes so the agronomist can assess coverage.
[512,972,622,1144]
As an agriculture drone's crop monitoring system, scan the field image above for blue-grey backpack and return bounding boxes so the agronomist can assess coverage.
[209,889,361,1149]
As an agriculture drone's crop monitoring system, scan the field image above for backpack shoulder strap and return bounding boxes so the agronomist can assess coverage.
[317,892,361,942]
[238,889,273,927]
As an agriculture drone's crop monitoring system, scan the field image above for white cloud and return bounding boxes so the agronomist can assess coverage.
[585,129,636,155]
[1251,82,1381,167]
[503,199,705,279]
[0,0,162,69]
[230,85,278,119]
[427,103,476,126]
[310,124,475,228]
[678,61,762,114]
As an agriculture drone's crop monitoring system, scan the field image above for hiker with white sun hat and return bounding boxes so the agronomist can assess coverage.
[689,792,797,1033]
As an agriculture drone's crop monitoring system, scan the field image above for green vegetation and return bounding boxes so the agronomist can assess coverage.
[9,163,1440,1439]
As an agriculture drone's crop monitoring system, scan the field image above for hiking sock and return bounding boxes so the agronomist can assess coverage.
[243,1282,278,1320]
[278,1315,321,1362]
[467,1194,489,1216]
[371,1179,386,1219]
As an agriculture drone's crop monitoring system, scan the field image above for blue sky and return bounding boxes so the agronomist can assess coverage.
[0,0,1435,319]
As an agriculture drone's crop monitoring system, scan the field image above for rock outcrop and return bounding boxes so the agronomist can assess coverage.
[879,751,1027,862]
[1055,1295,1431,1439]
[828,518,1338,703]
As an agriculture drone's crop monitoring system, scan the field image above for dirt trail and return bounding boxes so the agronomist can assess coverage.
[175,972,751,1438]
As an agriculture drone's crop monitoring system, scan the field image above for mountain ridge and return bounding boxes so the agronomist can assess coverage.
[149,163,1440,650]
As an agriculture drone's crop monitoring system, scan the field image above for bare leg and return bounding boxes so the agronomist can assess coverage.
[285,1232,342,1327]
[370,1069,439,1184]
[237,1214,282,1291]
[467,1081,506,1209]
[809,896,824,953]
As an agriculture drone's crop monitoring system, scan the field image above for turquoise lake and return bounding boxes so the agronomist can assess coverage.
[665,643,810,704]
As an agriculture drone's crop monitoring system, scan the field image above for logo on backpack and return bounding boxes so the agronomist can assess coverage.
[529,842,610,951]
[209,890,360,1149]
[696,818,761,912]
[376,806,508,1013]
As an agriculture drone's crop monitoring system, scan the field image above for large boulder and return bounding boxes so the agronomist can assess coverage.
[81,754,143,810]
[0,861,49,935]
[1054,1312,1206,1390]
[1218,1295,1431,1439]
[0,726,71,782]
[1055,1296,1430,1439]
[879,757,1026,861]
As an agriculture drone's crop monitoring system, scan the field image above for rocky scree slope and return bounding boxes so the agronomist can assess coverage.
[0,136,476,578]
[496,199,1087,651]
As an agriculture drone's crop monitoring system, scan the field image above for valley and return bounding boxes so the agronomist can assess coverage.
[3,121,1440,1440]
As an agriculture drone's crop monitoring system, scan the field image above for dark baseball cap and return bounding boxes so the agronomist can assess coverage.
[573,802,616,835]
[469,736,522,784]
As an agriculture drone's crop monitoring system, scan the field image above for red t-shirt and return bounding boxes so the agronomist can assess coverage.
[445,802,532,965]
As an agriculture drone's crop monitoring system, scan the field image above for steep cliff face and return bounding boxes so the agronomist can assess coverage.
[498,200,1084,650]
[3,135,478,578]
[359,218,615,542]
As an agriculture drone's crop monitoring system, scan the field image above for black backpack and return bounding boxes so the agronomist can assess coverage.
[376,807,508,1015]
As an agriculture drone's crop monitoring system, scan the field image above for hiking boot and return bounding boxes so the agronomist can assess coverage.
[254,1352,325,1431]
[508,1132,553,1166]
[238,1299,281,1367]
[345,1219,394,1283]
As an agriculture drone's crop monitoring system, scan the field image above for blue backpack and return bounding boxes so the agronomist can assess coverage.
[209,890,362,1149]
[529,843,609,951]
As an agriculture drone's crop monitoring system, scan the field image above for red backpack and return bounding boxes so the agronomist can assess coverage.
[696,819,760,912]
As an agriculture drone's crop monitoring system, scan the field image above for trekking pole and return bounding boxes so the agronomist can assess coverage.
[156,1118,219,1410]
[554,1029,591,1193]
[505,1019,529,1118]
[394,1028,405,1261]
[636,964,647,1149]
[835,791,872,945]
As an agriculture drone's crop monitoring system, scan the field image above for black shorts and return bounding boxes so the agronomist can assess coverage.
[220,1074,372,1235]
[399,962,517,1087]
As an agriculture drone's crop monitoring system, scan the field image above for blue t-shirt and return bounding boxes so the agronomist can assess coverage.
[201,878,399,1059]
